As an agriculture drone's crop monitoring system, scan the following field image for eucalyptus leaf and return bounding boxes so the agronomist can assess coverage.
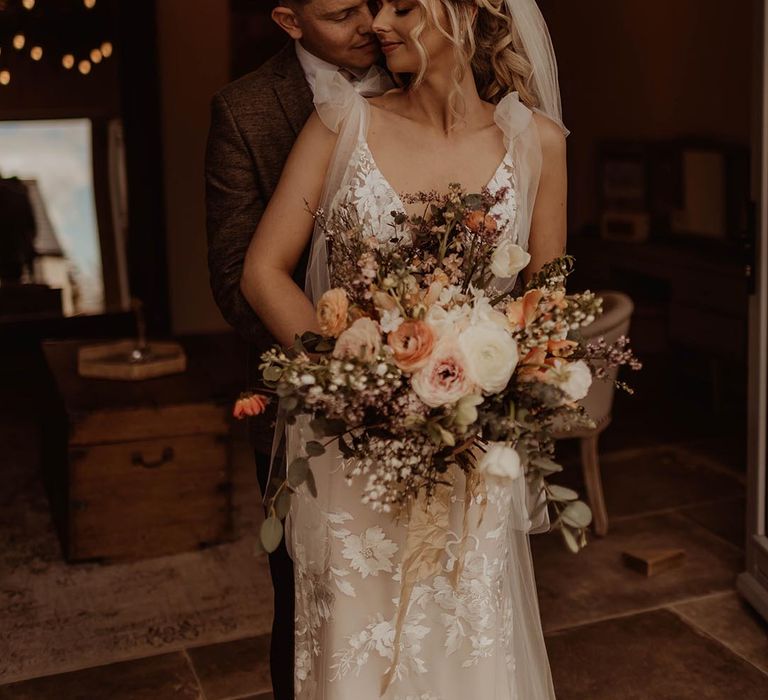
[263,365,282,383]
[281,395,299,412]
[561,525,580,554]
[274,489,292,519]
[305,440,326,457]
[561,500,593,528]
[260,515,284,553]
[548,484,579,502]
[324,419,348,436]
[288,457,310,488]
[533,457,563,474]
[310,417,328,436]
[306,467,318,498]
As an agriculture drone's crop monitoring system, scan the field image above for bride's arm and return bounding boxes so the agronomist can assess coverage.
[523,113,568,286]
[240,112,337,347]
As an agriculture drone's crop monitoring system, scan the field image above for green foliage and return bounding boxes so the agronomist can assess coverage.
[260,515,283,554]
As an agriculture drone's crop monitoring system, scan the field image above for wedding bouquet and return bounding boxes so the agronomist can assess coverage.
[236,184,641,555]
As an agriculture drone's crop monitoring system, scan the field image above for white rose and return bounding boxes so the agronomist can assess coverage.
[490,240,531,278]
[478,443,522,480]
[458,322,519,394]
[546,359,593,401]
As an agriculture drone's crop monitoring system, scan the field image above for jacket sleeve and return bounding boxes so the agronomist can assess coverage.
[205,91,271,348]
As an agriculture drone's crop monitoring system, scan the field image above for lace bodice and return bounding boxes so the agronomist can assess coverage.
[330,139,520,245]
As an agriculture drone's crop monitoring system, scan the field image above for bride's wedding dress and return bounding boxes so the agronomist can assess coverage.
[284,69,558,700]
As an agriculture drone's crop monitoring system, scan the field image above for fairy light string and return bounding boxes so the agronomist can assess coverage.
[0,0,114,86]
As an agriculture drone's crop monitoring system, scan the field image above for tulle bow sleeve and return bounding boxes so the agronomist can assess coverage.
[493,91,534,150]
[313,68,361,134]
[313,65,392,133]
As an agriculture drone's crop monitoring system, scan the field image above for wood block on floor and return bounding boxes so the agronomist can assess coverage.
[622,547,686,576]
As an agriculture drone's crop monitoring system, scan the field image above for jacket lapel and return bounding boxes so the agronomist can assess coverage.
[272,43,314,136]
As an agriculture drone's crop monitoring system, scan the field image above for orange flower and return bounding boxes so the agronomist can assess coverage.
[506,289,544,330]
[388,320,436,372]
[463,210,498,235]
[517,346,549,382]
[548,339,578,357]
[233,393,270,419]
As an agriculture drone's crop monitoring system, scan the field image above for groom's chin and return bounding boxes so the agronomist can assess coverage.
[348,40,381,69]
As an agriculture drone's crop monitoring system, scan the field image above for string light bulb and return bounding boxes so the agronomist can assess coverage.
[22,0,35,9]
[90,48,102,64]
[0,71,11,86]
[30,46,43,60]
[84,0,96,7]
[78,59,91,75]
[62,54,75,69]
[13,34,26,50]
[100,41,113,58]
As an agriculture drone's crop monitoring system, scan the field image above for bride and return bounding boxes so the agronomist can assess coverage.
[242,0,568,697]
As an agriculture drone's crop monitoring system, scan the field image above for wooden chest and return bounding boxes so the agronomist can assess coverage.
[41,335,243,563]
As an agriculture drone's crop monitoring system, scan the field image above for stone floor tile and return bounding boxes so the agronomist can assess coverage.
[0,653,201,700]
[672,591,768,674]
[677,497,746,550]
[186,635,271,700]
[546,608,768,699]
[532,512,743,632]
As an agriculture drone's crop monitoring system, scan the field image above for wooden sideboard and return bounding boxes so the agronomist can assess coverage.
[41,334,246,563]
[567,234,749,361]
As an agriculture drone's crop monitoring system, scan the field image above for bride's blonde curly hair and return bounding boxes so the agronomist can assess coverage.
[406,0,538,118]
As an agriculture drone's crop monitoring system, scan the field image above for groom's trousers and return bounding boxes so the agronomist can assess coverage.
[254,449,295,700]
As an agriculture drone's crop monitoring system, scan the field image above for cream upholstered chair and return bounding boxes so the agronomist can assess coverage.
[552,290,635,536]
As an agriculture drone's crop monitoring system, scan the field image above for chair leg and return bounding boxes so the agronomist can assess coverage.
[580,433,609,536]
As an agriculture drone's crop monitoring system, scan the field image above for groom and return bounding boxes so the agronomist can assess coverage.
[205,2,388,698]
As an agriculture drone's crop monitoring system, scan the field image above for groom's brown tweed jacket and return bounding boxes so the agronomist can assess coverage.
[206,42,313,455]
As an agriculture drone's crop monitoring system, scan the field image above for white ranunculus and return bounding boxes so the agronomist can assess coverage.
[478,443,522,480]
[490,240,531,278]
[547,359,593,401]
[425,303,471,339]
[470,294,511,331]
[458,322,519,394]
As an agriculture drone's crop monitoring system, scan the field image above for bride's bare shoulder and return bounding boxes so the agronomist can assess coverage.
[532,112,566,153]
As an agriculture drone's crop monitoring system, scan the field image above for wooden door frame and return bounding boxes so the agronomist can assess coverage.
[738,0,768,622]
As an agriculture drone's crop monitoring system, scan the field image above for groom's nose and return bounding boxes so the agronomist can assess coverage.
[357,1,376,34]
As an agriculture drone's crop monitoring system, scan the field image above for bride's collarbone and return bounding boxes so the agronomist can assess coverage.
[365,122,508,196]
[366,103,506,186]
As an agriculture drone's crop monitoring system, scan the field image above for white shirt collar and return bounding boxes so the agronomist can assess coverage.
[295,41,339,96]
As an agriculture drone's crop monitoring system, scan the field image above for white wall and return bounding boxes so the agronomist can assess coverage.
[156,0,231,333]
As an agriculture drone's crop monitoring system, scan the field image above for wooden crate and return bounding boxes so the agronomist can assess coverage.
[42,337,242,563]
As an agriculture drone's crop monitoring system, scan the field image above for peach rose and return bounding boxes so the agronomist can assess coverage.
[332,317,382,362]
[317,288,349,338]
[387,320,436,372]
[411,336,476,407]
[506,288,544,330]
[233,393,269,419]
